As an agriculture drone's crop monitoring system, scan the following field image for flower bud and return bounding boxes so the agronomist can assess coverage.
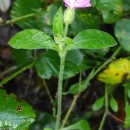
[64,7,75,25]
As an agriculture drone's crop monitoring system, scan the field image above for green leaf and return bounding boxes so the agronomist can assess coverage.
[123,0,130,12]
[53,7,63,36]
[12,49,32,66]
[35,50,84,79]
[110,97,118,112]
[47,4,59,25]
[64,69,95,95]
[84,48,110,59]
[124,104,130,128]
[44,128,53,130]
[66,29,117,51]
[92,97,104,111]
[91,0,97,6]
[96,0,123,23]
[60,120,90,130]
[54,36,74,45]
[71,10,101,35]
[65,80,88,95]
[29,112,55,130]
[98,58,130,84]
[0,89,35,130]
[35,50,59,79]
[127,90,130,99]
[123,81,130,90]
[62,37,74,45]
[115,19,130,52]
[10,0,44,29]
[123,81,130,99]
[9,29,58,51]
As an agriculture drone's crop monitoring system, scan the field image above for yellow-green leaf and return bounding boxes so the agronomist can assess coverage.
[98,58,130,84]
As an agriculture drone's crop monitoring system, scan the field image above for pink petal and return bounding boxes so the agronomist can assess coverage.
[63,0,91,8]
[74,0,91,8]
[63,0,71,7]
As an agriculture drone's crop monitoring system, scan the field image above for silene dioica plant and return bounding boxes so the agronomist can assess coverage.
[4,0,130,130]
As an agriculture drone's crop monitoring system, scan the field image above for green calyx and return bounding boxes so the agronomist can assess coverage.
[64,7,75,25]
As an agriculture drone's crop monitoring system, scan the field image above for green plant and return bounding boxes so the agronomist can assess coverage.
[1,0,130,130]
[8,2,116,130]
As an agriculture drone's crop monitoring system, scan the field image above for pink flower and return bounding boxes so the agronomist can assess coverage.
[63,0,91,8]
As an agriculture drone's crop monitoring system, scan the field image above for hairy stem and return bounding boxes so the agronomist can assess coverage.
[59,47,121,129]
[55,51,66,130]
[98,84,109,130]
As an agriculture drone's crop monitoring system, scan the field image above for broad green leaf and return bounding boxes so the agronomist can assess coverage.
[71,10,101,35]
[66,29,117,51]
[96,0,123,23]
[124,104,130,128]
[65,49,83,65]
[60,120,90,130]
[53,7,63,36]
[12,49,32,66]
[10,0,44,29]
[62,37,74,45]
[115,19,130,51]
[9,29,58,51]
[92,97,104,111]
[35,50,84,79]
[35,50,59,79]
[0,89,35,130]
[98,58,130,84]
[54,35,74,45]
[110,97,118,112]
[64,69,95,95]
[84,48,110,59]
[29,112,55,130]
[47,4,59,25]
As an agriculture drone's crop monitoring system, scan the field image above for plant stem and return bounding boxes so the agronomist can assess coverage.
[0,13,35,26]
[55,20,69,129]
[0,62,34,86]
[109,112,123,123]
[61,69,82,128]
[0,66,17,77]
[42,79,56,117]
[98,84,109,130]
[59,47,121,129]
[124,88,128,106]
[61,94,79,129]
[59,46,120,130]
[42,79,55,107]
[55,51,66,130]
[93,46,121,77]
[64,23,69,37]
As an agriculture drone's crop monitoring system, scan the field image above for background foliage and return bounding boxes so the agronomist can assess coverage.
[0,0,130,129]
